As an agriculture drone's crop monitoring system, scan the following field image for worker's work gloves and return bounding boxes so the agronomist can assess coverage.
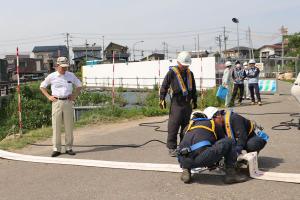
[159,99,167,109]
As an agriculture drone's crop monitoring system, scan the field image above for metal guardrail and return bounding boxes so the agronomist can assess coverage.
[73,105,104,121]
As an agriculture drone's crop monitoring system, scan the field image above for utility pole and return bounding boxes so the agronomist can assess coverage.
[249,27,254,59]
[66,33,70,64]
[246,29,251,59]
[85,40,89,63]
[223,26,228,53]
[280,25,288,71]
[215,35,222,57]
[162,42,168,59]
[194,37,197,53]
[197,34,200,58]
[232,18,240,59]
[102,36,105,61]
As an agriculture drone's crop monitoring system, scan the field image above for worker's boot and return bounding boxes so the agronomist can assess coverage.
[224,167,248,184]
[180,168,191,183]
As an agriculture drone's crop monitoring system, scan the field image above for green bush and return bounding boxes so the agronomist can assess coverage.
[0,82,51,139]
[76,90,111,106]
[198,87,224,109]
[0,82,223,141]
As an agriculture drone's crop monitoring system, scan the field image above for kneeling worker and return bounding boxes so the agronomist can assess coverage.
[177,110,248,184]
[203,107,268,154]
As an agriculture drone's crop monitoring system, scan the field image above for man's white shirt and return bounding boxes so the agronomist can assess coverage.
[40,71,82,98]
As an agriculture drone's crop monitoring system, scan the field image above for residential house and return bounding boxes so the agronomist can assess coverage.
[141,53,165,61]
[190,50,210,58]
[258,43,282,59]
[5,54,30,74]
[5,55,44,81]
[32,45,68,72]
[258,43,285,75]
[0,59,8,82]
[72,46,102,70]
[223,46,255,60]
[104,42,130,63]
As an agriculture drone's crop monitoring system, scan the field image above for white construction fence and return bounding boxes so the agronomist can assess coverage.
[82,57,216,90]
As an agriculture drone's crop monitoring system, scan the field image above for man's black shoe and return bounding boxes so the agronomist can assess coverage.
[51,151,61,157]
[66,150,76,155]
[168,149,177,157]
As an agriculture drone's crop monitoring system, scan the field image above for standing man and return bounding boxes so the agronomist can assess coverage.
[246,59,262,105]
[160,51,197,157]
[230,63,246,106]
[40,57,82,157]
[222,61,232,107]
[243,62,250,100]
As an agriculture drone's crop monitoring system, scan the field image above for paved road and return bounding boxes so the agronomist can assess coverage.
[1,81,300,200]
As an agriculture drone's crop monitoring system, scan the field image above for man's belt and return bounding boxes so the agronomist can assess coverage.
[179,140,211,156]
[54,97,69,100]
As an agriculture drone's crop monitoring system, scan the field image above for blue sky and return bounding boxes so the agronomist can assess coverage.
[0,0,299,58]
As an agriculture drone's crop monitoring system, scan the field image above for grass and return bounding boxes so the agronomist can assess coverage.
[0,87,218,150]
[280,79,295,84]
[0,106,167,150]
[0,127,52,150]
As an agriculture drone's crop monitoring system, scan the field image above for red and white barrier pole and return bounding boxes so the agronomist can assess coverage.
[158,59,161,95]
[16,47,23,136]
[200,55,204,107]
[112,51,115,106]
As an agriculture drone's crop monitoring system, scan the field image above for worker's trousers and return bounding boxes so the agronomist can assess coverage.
[178,138,237,169]
[167,97,192,149]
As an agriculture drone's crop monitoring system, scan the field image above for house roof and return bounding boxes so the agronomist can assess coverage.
[258,44,282,50]
[5,54,30,59]
[224,46,255,52]
[73,55,102,61]
[141,53,165,61]
[73,46,102,51]
[105,42,128,51]
[32,45,68,53]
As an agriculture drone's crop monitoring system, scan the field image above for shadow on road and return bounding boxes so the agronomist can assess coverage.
[258,156,284,171]
[191,174,225,185]
[233,100,281,107]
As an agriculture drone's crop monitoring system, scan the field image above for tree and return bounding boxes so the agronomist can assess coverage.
[286,32,300,57]
[285,32,300,73]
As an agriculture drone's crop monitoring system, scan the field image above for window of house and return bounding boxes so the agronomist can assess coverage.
[275,50,282,56]
[261,52,269,57]
[19,61,27,68]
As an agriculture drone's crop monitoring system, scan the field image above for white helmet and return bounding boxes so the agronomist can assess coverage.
[225,61,232,67]
[190,110,207,120]
[177,51,192,66]
[243,62,248,66]
[249,59,256,64]
[203,106,219,119]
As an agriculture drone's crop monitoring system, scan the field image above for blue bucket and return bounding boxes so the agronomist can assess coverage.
[216,86,228,100]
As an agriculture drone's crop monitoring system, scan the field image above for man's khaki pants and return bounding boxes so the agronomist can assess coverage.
[52,100,74,152]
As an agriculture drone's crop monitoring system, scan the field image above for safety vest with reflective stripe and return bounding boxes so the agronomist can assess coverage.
[170,66,192,96]
[224,111,254,140]
[187,119,218,140]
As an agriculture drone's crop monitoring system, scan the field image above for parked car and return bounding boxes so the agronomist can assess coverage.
[291,72,300,104]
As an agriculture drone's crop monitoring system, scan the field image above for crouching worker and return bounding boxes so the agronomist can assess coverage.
[203,107,269,154]
[177,110,248,184]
